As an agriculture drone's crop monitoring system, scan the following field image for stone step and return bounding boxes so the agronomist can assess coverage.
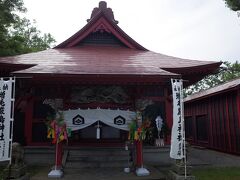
[66,148,131,168]
[65,160,131,168]
[24,146,55,154]
[68,149,129,156]
[68,155,129,162]
[24,147,55,165]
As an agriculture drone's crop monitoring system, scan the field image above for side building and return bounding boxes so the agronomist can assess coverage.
[184,78,240,154]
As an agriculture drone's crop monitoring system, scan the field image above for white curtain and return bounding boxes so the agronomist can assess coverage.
[63,108,136,131]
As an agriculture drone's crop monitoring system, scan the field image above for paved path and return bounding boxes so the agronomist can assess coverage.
[31,166,165,180]
[188,146,240,167]
[22,146,240,179]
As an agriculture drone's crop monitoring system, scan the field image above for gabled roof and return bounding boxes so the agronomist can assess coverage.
[0,1,221,85]
[55,1,146,50]
[184,77,240,102]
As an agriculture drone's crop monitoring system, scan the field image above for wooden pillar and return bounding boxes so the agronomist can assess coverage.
[208,99,214,147]
[24,98,33,145]
[56,142,63,168]
[237,89,240,141]
[165,89,173,145]
[225,97,232,152]
[135,140,143,167]
[235,89,240,154]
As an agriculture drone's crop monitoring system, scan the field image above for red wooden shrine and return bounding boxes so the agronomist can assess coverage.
[0,1,221,148]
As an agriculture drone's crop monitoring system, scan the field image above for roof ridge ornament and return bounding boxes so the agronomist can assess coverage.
[87,1,118,24]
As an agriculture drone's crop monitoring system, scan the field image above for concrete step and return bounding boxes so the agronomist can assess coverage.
[65,160,131,168]
[66,148,131,168]
[68,149,129,156]
[24,146,55,153]
[68,155,129,162]
[24,146,55,165]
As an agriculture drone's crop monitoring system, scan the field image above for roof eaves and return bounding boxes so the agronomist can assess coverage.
[162,61,222,73]
[184,78,240,102]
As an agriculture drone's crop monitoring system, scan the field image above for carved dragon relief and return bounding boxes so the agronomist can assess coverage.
[70,86,129,104]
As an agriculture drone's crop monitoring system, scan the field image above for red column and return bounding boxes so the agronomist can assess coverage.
[225,97,232,152]
[136,140,143,168]
[24,98,33,145]
[55,141,63,168]
[166,97,173,145]
[237,89,240,140]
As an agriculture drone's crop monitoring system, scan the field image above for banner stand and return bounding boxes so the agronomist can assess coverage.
[0,77,15,179]
[135,141,150,176]
[48,142,63,178]
[135,111,150,177]
[180,80,187,179]
[170,79,187,179]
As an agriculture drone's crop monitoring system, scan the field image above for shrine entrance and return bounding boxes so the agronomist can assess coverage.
[69,122,128,146]
[63,108,135,146]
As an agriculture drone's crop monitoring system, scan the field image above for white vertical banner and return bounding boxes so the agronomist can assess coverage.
[0,77,15,162]
[170,79,185,159]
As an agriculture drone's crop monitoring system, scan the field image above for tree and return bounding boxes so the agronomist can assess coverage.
[0,0,55,56]
[3,17,55,56]
[184,61,240,96]
[224,0,240,11]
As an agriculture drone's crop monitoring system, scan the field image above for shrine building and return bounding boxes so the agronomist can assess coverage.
[184,78,240,155]
[0,1,221,147]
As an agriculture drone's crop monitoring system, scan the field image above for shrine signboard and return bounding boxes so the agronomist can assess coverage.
[170,79,184,159]
[0,77,15,162]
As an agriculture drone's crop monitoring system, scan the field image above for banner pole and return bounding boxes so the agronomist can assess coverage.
[55,142,58,170]
[10,77,16,165]
[180,80,187,179]
[183,131,187,179]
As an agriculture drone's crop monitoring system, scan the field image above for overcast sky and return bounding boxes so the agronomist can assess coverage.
[23,0,240,63]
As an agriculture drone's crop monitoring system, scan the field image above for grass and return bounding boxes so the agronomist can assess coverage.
[192,167,240,180]
[1,165,240,180]
[27,165,43,177]
[0,165,41,180]
[0,166,5,180]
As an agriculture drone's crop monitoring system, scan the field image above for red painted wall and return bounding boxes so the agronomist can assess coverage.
[184,88,240,154]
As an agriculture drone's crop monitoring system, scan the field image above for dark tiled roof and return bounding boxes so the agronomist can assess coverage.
[184,78,240,102]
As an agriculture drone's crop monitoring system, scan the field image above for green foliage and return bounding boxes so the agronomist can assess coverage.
[192,167,240,180]
[224,0,240,11]
[128,120,137,142]
[184,61,240,96]
[0,0,55,56]
[0,0,26,28]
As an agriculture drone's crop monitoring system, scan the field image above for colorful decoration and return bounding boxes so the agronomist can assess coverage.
[128,120,137,142]
[46,112,71,144]
[130,110,151,175]
[128,118,151,142]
